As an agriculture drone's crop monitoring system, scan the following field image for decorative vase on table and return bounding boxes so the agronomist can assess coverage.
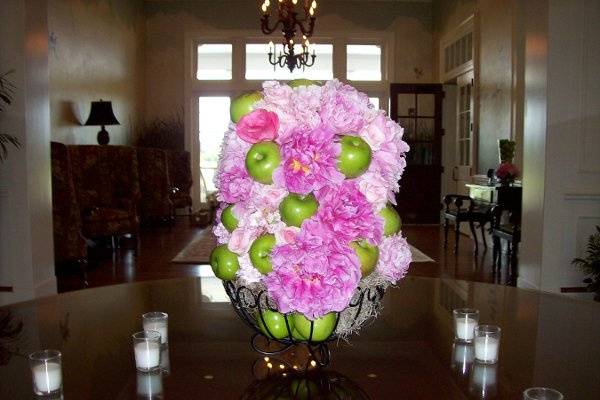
[210,79,412,367]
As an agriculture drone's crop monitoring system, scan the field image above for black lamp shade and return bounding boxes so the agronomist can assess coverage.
[84,100,120,126]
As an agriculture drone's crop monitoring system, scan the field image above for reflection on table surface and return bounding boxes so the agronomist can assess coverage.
[1,275,599,399]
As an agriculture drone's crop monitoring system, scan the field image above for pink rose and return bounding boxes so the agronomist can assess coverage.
[228,227,259,254]
[236,109,279,143]
[273,224,300,245]
[357,172,389,210]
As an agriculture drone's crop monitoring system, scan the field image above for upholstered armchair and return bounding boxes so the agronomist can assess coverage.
[68,145,140,241]
[50,142,87,263]
[137,147,173,221]
[166,150,193,214]
[51,142,88,286]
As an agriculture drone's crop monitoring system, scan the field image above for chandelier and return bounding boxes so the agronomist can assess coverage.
[260,0,318,72]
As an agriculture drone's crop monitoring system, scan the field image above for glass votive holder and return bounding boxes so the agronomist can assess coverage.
[29,349,63,396]
[523,387,564,400]
[133,331,162,372]
[474,325,501,364]
[160,345,170,375]
[453,308,479,343]
[142,312,168,345]
[136,370,163,399]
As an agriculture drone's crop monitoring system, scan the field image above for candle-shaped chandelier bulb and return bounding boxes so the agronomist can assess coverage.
[260,0,318,72]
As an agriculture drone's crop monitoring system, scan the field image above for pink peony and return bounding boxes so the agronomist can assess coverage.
[376,234,412,283]
[315,181,383,246]
[265,229,361,319]
[357,172,389,210]
[320,80,370,134]
[273,125,344,194]
[236,109,279,144]
[216,165,253,204]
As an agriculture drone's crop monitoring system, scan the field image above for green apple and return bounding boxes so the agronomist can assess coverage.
[230,91,263,123]
[209,244,240,281]
[337,135,372,178]
[289,379,320,400]
[290,328,305,341]
[350,240,379,276]
[221,204,238,232]
[288,78,319,88]
[257,310,292,340]
[245,141,281,184]
[291,312,337,342]
[249,234,276,274]
[279,193,318,227]
[379,203,402,236]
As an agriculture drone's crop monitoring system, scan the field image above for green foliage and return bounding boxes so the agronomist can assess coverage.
[498,139,516,162]
[572,226,600,300]
[0,70,21,163]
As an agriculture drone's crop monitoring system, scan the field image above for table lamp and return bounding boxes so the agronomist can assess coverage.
[84,100,120,145]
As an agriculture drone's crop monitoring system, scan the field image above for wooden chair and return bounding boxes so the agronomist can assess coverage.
[491,204,521,285]
[442,194,491,254]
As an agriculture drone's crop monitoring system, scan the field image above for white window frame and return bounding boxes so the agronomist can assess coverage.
[184,29,394,207]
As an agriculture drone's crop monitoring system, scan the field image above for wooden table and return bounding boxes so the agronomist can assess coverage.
[1,276,599,399]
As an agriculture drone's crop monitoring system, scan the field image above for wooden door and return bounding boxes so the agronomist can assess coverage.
[391,84,444,224]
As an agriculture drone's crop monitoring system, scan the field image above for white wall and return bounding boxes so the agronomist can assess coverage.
[0,0,56,305]
[520,0,600,293]
[48,0,145,145]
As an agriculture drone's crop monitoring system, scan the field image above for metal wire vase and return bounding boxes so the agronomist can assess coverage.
[223,280,386,368]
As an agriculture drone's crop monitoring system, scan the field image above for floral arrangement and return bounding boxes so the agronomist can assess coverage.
[494,162,519,185]
[210,79,412,330]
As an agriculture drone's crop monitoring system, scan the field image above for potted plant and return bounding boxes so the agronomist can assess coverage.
[0,70,20,162]
[572,226,600,301]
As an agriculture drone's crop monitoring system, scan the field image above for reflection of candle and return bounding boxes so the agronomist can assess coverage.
[470,363,497,398]
[32,363,62,394]
[160,346,171,374]
[474,337,499,363]
[135,342,161,370]
[456,318,477,341]
[452,343,474,376]
[137,370,163,397]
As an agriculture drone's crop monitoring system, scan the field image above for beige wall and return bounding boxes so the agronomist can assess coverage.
[144,0,434,121]
[0,0,55,305]
[48,0,145,145]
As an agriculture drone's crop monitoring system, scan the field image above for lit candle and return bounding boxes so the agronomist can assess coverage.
[473,325,501,364]
[32,363,62,394]
[29,350,63,396]
[143,312,169,344]
[453,308,479,342]
[133,331,161,371]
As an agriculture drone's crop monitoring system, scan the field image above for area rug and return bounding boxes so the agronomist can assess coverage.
[172,229,435,264]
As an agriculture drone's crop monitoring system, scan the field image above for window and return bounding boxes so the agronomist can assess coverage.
[199,96,231,193]
[347,45,382,81]
[369,97,380,109]
[197,44,232,80]
[189,33,390,204]
[245,43,334,80]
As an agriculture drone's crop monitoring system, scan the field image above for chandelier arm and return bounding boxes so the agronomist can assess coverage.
[295,17,316,37]
[260,15,284,35]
